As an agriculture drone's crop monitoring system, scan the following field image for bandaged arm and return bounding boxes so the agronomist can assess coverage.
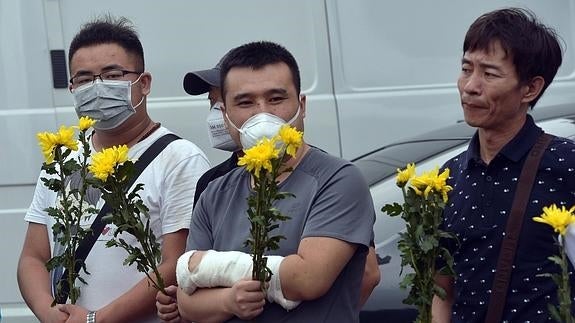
[176,250,300,310]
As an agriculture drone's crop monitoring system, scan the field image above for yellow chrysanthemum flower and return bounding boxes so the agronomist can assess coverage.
[396,163,416,187]
[77,116,96,131]
[56,126,78,151]
[238,138,280,178]
[37,132,59,163]
[410,167,452,202]
[89,145,130,181]
[533,204,575,236]
[36,125,79,163]
[278,125,303,157]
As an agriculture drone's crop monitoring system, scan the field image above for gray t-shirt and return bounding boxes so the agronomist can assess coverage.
[188,147,375,322]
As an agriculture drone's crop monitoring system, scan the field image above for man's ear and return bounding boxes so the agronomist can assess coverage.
[521,76,545,105]
[139,72,152,96]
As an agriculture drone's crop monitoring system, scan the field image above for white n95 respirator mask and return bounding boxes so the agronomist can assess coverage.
[226,106,300,149]
[206,102,240,152]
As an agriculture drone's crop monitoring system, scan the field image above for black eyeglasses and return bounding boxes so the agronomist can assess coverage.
[69,69,142,87]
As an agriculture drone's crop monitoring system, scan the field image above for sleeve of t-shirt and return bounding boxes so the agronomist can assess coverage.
[186,194,215,250]
[301,163,375,249]
[24,170,54,225]
[159,141,211,236]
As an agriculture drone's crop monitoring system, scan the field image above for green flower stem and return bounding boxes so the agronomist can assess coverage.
[42,127,98,305]
[252,172,267,285]
[109,175,166,294]
[54,148,79,304]
[78,131,91,213]
[559,244,574,323]
[249,150,289,291]
[140,231,166,293]
[394,187,451,323]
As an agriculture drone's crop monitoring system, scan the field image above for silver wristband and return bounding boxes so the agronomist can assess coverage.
[86,311,96,323]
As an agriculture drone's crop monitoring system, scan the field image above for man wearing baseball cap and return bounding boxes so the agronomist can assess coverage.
[154,54,243,322]
[183,53,242,207]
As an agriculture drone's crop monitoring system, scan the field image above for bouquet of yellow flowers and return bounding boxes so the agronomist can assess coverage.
[88,145,166,293]
[382,163,457,323]
[37,117,97,305]
[532,204,575,323]
[37,117,167,303]
[237,124,303,288]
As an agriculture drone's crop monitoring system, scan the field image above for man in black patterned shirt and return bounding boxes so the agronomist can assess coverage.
[432,8,575,322]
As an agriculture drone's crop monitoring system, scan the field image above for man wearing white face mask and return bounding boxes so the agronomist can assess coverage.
[181,52,243,208]
[18,16,210,323]
[169,41,377,323]
[156,53,246,323]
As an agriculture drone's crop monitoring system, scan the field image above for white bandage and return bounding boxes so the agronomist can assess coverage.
[175,250,301,310]
[176,250,199,294]
[193,250,253,288]
[266,256,301,310]
[176,250,253,295]
[565,224,575,266]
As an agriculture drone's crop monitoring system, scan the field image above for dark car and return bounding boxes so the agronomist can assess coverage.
[356,104,575,322]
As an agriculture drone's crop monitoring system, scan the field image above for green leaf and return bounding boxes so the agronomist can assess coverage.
[399,273,415,290]
[419,236,438,253]
[548,255,563,266]
[433,284,447,300]
[382,203,403,216]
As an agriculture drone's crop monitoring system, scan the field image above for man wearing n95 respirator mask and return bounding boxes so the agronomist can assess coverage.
[171,41,378,323]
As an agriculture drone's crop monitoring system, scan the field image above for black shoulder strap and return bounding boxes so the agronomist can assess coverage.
[55,133,180,304]
[484,132,554,322]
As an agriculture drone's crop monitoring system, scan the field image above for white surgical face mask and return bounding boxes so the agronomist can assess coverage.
[72,75,144,130]
[226,106,300,149]
[206,102,240,152]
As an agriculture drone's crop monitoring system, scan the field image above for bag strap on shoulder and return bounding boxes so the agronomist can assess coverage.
[484,133,554,322]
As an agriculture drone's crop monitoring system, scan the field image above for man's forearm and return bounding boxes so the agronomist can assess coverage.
[97,261,177,323]
[178,287,233,323]
[279,238,357,301]
[178,250,299,310]
[359,246,380,308]
[432,295,453,323]
[17,255,56,322]
[432,274,454,323]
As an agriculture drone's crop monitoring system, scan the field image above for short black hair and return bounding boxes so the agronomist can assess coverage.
[68,15,145,71]
[219,41,301,101]
[464,7,563,108]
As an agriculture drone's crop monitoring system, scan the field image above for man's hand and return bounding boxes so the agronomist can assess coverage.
[59,304,88,323]
[40,304,69,323]
[431,274,454,323]
[224,279,266,320]
[156,285,181,323]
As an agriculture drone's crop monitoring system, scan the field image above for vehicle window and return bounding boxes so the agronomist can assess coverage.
[355,139,469,186]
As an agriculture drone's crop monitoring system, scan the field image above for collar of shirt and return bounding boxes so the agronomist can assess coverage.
[461,114,544,170]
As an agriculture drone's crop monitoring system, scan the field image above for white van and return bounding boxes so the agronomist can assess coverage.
[2,0,575,321]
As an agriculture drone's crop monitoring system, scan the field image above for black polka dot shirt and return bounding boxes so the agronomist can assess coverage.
[441,115,575,323]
